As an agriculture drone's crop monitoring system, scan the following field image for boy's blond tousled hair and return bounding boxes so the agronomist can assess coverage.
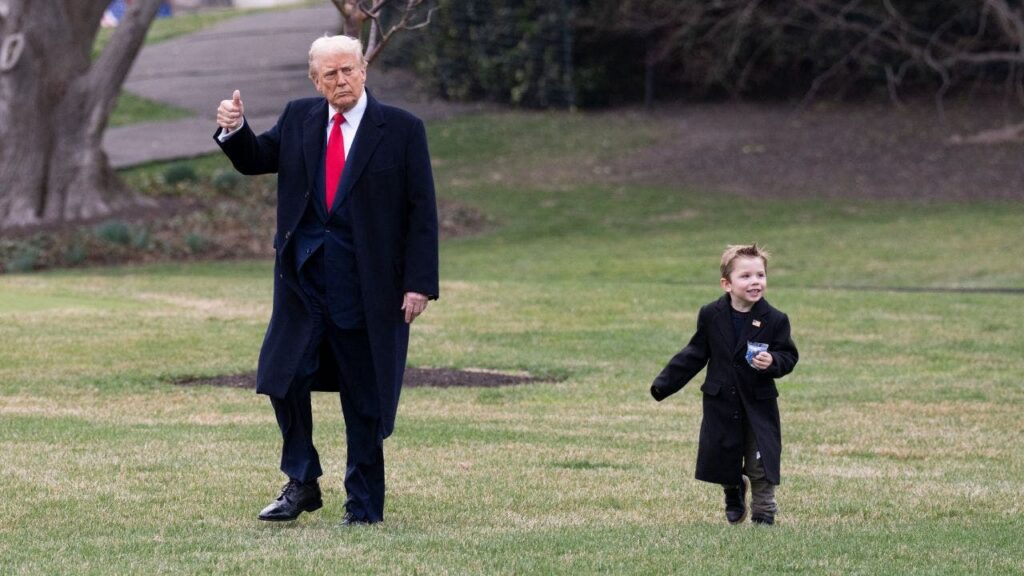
[720,243,770,279]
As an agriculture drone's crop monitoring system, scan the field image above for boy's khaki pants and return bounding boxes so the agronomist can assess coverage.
[744,423,778,518]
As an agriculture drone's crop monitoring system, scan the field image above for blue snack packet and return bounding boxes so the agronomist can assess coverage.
[746,341,769,367]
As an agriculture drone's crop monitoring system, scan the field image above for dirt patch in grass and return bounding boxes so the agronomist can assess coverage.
[609,99,1024,201]
[172,367,546,389]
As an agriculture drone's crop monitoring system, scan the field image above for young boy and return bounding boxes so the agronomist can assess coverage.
[651,244,798,525]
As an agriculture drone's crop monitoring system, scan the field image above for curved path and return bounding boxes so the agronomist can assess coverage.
[106,4,482,168]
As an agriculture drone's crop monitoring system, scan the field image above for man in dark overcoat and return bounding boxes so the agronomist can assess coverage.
[214,34,438,525]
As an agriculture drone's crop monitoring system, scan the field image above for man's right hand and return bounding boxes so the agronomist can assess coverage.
[217,89,244,131]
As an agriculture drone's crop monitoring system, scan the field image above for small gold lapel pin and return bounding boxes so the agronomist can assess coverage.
[752,320,762,328]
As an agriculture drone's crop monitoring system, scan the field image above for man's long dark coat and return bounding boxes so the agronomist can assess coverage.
[215,92,439,438]
[651,295,798,485]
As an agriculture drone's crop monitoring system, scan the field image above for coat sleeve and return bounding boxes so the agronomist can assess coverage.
[401,118,440,300]
[764,312,798,378]
[214,104,287,175]
[650,306,711,401]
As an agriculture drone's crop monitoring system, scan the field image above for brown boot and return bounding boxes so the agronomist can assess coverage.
[723,475,750,524]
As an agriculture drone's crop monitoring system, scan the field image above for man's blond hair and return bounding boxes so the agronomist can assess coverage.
[720,243,770,279]
[308,34,364,80]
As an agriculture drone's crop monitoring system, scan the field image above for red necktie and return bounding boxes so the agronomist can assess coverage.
[325,112,345,211]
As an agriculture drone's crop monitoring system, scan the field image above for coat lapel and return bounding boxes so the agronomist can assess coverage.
[303,99,328,218]
[733,298,770,358]
[329,90,384,214]
[712,294,734,350]
[303,99,327,191]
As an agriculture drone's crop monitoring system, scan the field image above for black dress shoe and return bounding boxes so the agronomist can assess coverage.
[751,513,775,526]
[723,475,750,525]
[258,479,323,522]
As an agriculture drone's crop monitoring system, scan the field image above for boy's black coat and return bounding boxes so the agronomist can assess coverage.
[651,294,798,485]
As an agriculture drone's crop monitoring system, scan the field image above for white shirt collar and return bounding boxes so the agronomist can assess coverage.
[328,89,367,128]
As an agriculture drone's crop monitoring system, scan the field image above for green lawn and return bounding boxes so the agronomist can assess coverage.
[1,111,1023,574]
[109,92,192,127]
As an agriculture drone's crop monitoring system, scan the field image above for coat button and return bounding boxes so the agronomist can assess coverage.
[732,411,741,420]
[731,387,737,395]
[278,273,283,279]
[284,231,291,239]
[304,191,310,199]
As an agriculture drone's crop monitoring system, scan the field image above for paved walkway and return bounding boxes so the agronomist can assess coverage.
[106,4,482,168]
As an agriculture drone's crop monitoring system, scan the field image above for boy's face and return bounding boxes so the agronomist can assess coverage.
[721,256,767,311]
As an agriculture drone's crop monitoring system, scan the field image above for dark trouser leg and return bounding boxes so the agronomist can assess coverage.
[271,252,328,484]
[743,422,777,519]
[270,379,322,484]
[270,326,325,483]
[340,397,385,521]
[328,327,385,522]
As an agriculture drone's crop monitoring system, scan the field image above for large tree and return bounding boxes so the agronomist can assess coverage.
[0,0,162,228]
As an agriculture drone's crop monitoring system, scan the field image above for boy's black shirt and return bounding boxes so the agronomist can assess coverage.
[730,308,750,349]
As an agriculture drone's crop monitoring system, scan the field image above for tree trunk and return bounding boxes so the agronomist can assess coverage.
[332,0,368,38]
[0,0,161,229]
[643,36,656,110]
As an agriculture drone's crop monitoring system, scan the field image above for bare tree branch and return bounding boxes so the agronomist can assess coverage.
[327,0,436,65]
[358,0,437,64]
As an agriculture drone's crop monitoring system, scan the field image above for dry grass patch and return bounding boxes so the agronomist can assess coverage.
[134,293,268,320]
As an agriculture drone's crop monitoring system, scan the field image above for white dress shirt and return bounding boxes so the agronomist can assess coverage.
[327,90,367,160]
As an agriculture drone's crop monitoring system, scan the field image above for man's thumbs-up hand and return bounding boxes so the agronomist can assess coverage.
[217,89,245,131]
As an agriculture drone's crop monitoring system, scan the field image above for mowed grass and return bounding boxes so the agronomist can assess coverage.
[1,111,1023,574]
[109,92,191,128]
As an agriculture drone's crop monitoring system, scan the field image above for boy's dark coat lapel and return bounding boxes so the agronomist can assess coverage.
[712,295,770,360]
[733,298,769,359]
[713,295,733,350]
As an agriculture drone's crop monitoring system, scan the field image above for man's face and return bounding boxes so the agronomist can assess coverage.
[313,51,366,112]
[720,256,767,310]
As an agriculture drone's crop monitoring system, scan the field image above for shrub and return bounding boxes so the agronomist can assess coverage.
[64,241,87,266]
[185,233,209,254]
[413,0,576,108]
[130,228,151,249]
[399,0,1017,106]
[6,246,40,273]
[212,169,243,195]
[95,220,133,246]
[163,163,199,185]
